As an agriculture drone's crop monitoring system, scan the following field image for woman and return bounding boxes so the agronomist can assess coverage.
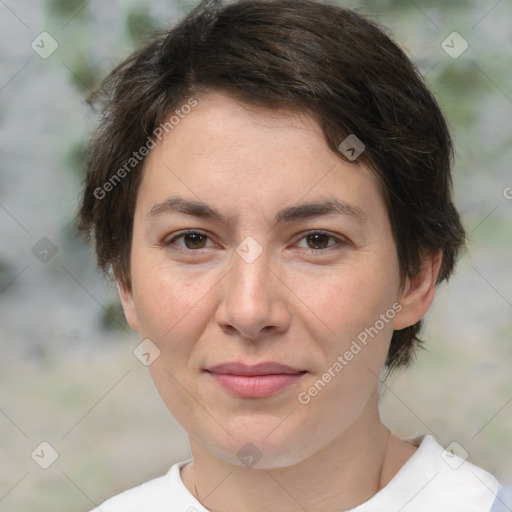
[78,1,511,510]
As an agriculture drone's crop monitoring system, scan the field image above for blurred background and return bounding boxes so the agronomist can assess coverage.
[0,0,511,510]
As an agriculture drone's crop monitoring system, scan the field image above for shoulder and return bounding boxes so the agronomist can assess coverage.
[88,471,171,512]
[412,435,500,509]
[88,459,201,512]
[357,434,503,512]
[491,484,512,512]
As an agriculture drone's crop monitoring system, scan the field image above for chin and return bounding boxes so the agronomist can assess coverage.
[203,426,314,470]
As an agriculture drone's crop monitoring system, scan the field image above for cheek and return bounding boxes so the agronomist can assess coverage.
[131,263,212,426]
[295,261,399,414]
[292,267,398,442]
[300,260,399,341]
[129,239,210,333]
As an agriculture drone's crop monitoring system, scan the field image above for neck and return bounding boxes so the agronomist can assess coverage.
[181,394,412,512]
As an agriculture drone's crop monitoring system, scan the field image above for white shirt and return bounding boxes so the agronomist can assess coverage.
[90,434,509,512]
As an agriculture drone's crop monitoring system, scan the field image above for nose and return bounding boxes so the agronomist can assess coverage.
[215,245,291,341]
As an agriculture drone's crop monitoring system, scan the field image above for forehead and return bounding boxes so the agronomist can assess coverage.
[162,91,329,163]
[136,91,388,224]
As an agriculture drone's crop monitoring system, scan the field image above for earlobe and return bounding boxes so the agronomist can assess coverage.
[116,279,141,332]
[393,250,443,331]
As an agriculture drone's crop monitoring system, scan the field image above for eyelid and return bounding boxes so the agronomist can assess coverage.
[295,230,348,252]
[161,229,216,250]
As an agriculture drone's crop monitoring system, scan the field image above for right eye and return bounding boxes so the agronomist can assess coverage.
[161,230,216,252]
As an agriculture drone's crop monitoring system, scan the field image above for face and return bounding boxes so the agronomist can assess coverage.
[119,91,432,469]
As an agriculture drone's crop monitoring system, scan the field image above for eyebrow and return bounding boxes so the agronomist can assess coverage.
[147,195,367,228]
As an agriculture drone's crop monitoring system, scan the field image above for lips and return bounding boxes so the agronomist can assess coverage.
[205,362,307,398]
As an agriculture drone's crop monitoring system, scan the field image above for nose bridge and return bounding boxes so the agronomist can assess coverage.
[229,242,272,311]
[217,239,286,338]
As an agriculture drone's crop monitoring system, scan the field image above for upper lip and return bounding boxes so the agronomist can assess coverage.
[206,362,305,376]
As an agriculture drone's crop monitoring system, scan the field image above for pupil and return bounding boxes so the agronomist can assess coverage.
[186,233,205,248]
[310,234,327,249]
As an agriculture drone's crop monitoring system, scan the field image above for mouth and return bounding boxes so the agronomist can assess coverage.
[205,362,307,398]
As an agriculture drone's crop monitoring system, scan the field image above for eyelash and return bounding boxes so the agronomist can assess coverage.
[161,230,347,255]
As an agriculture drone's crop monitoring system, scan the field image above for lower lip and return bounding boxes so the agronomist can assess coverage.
[208,372,306,398]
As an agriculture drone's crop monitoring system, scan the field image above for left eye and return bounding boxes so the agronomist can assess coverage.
[296,231,344,251]
[162,230,344,252]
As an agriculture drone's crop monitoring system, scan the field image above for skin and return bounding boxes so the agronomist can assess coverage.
[118,91,442,512]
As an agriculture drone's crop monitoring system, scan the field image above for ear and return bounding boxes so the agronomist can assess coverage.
[116,278,141,333]
[393,250,443,330]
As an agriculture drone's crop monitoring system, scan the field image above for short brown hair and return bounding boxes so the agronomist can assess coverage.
[77,0,466,372]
